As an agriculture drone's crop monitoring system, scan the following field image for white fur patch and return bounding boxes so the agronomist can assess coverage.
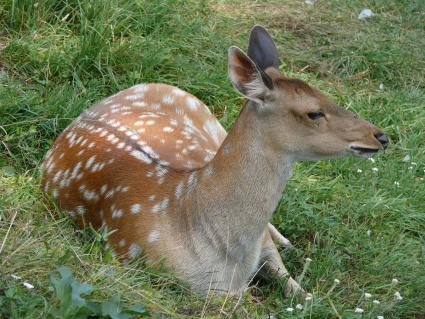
[151,197,169,213]
[128,243,142,258]
[130,150,152,164]
[147,230,160,243]
[130,203,141,214]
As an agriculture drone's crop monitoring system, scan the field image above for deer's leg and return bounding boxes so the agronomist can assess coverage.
[267,223,292,248]
[258,229,303,297]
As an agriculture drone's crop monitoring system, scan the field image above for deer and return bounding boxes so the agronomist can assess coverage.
[41,26,389,297]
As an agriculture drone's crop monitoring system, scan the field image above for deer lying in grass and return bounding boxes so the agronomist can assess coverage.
[41,26,388,296]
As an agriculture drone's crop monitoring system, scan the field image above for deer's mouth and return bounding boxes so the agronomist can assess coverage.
[350,146,380,157]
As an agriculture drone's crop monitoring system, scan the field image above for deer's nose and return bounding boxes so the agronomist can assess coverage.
[374,132,389,149]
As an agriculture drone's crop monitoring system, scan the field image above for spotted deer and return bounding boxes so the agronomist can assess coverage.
[41,26,388,296]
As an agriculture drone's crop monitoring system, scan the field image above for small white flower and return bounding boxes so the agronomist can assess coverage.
[392,278,399,284]
[306,258,312,263]
[23,282,34,289]
[11,274,21,280]
[379,83,384,90]
[369,157,376,163]
[373,300,380,305]
[286,307,294,312]
[305,293,313,301]
[304,0,315,4]
[394,291,403,300]
[357,168,363,173]
[296,304,303,310]
[409,166,413,170]
[354,307,364,313]
[394,181,400,187]
[367,229,372,236]
[334,279,340,284]
[364,292,372,299]
[372,167,379,172]
[411,162,417,166]
[402,155,411,162]
[358,8,375,20]
[377,316,384,319]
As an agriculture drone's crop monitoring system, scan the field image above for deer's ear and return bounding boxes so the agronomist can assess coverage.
[247,25,280,72]
[228,46,268,104]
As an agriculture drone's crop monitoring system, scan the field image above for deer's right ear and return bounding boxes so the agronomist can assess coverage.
[228,46,269,104]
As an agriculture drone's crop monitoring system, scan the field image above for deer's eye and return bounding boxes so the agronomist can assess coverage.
[307,112,325,120]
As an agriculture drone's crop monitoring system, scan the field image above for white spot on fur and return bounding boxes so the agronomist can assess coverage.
[77,206,86,215]
[188,171,198,192]
[186,96,199,111]
[85,155,96,169]
[205,164,214,176]
[172,88,186,96]
[132,84,148,93]
[147,230,160,243]
[162,95,174,105]
[112,208,124,218]
[130,150,152,164]
[128,243,142,259]
[175,180,184,199]
[125,93,145,100]
[203,119,222,146]
[130,203,141,214]
[163,126,174,132]
[100,184,108,195]
[133,101,147,107]
[151,197,169,213]
[119,239,126,247]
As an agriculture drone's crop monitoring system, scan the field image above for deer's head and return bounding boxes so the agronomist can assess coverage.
[228,26,388,161]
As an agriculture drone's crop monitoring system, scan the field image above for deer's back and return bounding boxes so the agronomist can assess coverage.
[41,83,227,262]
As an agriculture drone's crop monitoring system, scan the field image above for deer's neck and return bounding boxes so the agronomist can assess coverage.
[193,102,294,248]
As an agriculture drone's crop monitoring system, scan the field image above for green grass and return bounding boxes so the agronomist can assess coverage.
[1,0,424,317]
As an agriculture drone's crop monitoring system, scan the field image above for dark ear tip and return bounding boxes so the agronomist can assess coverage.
[250,25,270,37]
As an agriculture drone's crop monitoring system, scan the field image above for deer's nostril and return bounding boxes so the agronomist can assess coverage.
[374,132,389,149]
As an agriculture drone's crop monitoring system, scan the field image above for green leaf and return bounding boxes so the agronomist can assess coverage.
[49,266,95,319]
[127,304,150,316]
[100,295,131,319]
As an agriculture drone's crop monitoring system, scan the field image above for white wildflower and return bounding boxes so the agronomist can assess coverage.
[377,316,384,319]
[394,291,403,300]
[358,8,375,20]
[304,0,315,4]
[364,292,372,299]
[354,307,364,313]
[286,307,294,312]
[23,282,34,289]
[305,293,313,301]
[394,181,400,187]
[369,157,376,163]
[367,229,372,236]
[296,304,303,310]
[402,155,411,162]
[306,258,312,263]
[409,166,413,170]
[379,83,384,90]
[357,168,363,173]
[392,278,399,284]
[372,167,379,172]
[11,274,21,280]
[411,162,417,166]
[334,278,340,284]
[373,300,380,305]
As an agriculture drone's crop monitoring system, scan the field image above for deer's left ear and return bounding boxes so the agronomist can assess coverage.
[228,46,269,104]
